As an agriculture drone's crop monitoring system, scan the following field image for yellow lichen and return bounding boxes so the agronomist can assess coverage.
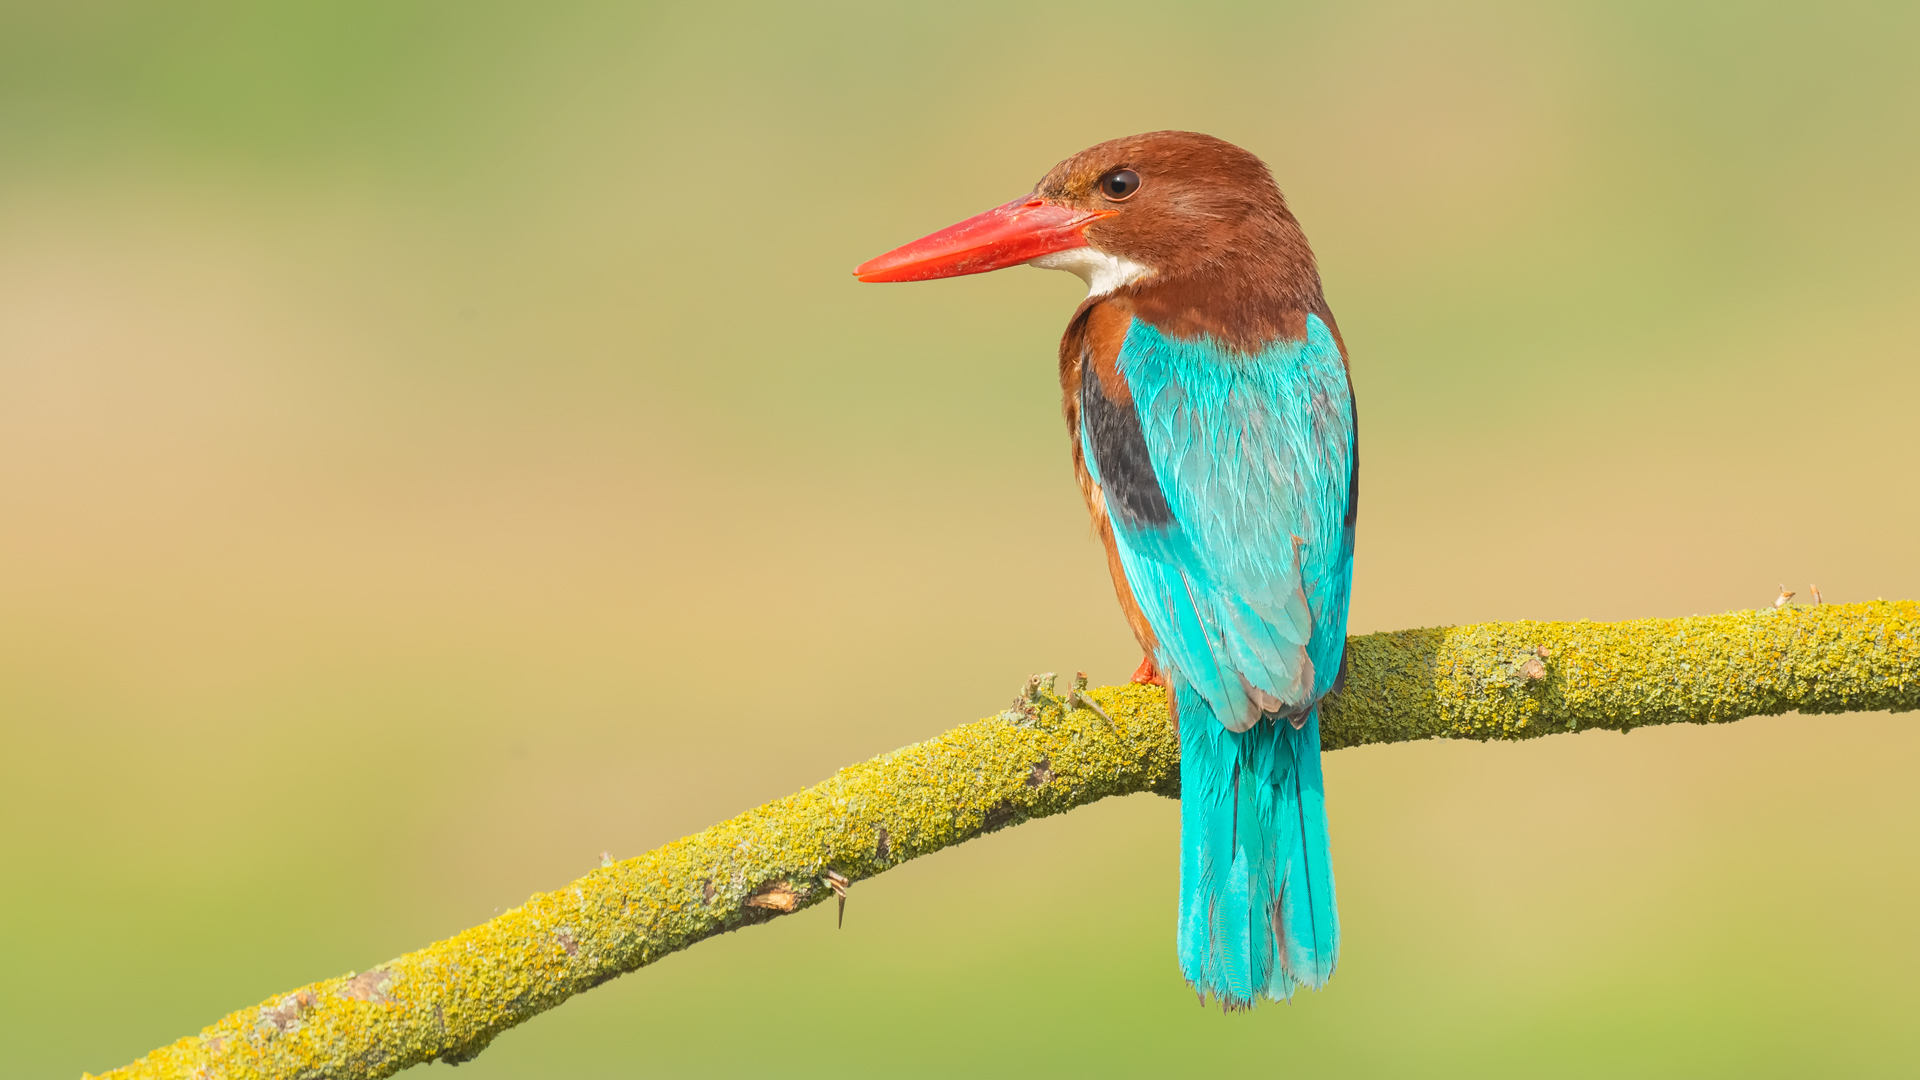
[91,602,1918,1079]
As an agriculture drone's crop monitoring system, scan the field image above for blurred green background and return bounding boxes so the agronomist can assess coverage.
[3,1,1918,1076]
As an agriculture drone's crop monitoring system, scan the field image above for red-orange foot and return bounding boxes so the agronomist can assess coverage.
[1132,655,1168,687]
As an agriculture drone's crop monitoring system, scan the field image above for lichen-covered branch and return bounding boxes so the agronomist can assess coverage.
[93,601,1919,1080]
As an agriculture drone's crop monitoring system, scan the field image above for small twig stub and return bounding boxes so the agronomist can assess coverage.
[822,869,850,928]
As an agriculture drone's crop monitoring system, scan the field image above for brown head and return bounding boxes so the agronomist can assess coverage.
[856,131,1326,351]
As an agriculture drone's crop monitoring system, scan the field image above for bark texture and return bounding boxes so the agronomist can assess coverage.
[92,601,1918,1080]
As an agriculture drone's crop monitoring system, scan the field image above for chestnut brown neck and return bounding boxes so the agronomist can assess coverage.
[1117,251,1326,355]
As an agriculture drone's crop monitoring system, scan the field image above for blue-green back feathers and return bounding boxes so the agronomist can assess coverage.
[1084,314,1355,727]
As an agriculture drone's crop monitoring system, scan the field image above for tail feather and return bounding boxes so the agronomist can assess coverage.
[1176,679,1339,1007]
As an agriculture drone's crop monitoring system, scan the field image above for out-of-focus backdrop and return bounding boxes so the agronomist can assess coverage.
[4,2,1917,1076]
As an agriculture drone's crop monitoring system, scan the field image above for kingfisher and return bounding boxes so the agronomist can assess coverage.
[856,131,1356,1009]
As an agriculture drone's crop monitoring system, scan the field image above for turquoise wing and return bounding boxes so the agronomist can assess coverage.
[1082,313,1356,731]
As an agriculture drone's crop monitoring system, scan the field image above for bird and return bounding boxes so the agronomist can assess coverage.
[856,131,1356,1009]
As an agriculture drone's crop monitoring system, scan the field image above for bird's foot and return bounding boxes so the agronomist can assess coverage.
[1131,655,1168,687]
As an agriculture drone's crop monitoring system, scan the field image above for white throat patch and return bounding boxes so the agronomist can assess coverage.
[1027,247,1154,297]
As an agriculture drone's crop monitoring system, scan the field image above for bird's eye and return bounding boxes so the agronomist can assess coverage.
[1099,169,1141,201]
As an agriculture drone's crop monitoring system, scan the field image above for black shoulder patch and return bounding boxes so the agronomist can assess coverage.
[1080,349,1173,529]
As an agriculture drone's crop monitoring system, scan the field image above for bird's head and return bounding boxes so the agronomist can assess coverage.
[855,130,1314,307]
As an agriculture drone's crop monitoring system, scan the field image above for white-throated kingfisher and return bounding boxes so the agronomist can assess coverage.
[857,131,1356,1009]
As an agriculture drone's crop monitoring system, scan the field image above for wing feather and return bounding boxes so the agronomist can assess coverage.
[1082,313,1355,731]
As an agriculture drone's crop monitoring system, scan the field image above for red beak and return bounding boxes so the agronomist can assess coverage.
[854,196,1115,283]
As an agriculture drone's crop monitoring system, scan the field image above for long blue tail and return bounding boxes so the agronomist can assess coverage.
[1176,678,1339,1007]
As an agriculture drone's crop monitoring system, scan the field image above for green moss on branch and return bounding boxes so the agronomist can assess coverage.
[1322,600,1918,747]
[92,601,1918,1079]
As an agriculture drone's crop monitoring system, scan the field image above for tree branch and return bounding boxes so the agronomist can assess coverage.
[93,601,1918,1079]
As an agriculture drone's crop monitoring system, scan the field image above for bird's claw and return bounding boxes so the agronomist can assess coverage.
[1131,655,1168,687]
